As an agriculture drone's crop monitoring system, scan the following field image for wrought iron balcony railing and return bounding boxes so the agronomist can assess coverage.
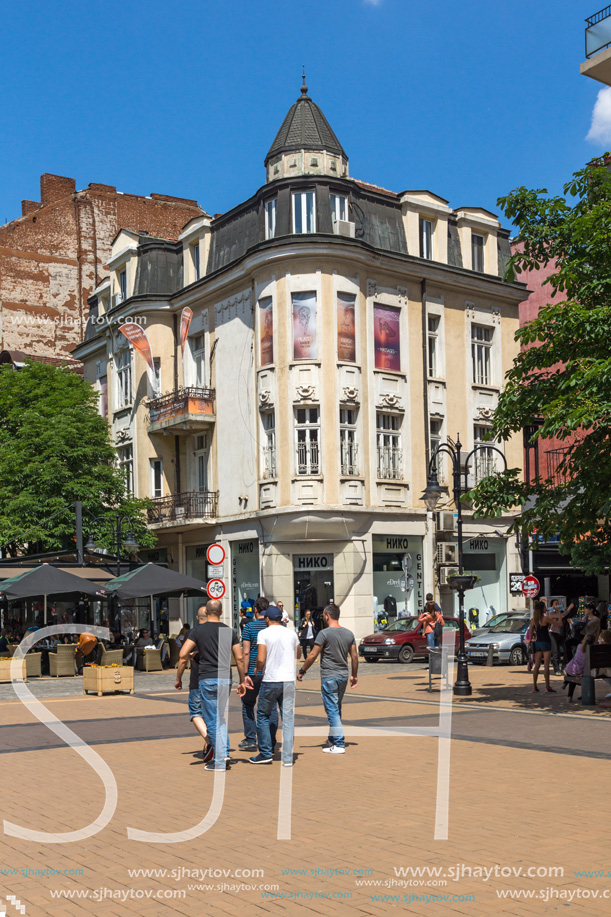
[377,445,402,480]
[147,491,218,525]
[147,386,215,432]
[586,6,611,58]
[545,447,572,487]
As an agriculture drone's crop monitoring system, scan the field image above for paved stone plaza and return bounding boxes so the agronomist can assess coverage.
[1,663,610,916]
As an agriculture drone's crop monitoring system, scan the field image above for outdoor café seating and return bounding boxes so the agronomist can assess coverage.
[49,644,76,677]
[136,647,163,672]
[100,647,124,666]
[25,651,42,678]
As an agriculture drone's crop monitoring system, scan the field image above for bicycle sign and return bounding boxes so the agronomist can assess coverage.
[206,578,225,599]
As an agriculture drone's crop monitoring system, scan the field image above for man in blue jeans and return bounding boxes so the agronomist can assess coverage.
[297,602,358,754]
[179,599,246,771]
[239,596,278,752]
[248,605,301,767]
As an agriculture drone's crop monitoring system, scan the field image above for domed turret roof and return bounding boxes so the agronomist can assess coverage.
[265,77,347,165]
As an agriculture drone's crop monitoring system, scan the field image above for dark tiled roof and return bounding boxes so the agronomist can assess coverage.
[0,350,84,374]
[265,88,347,164]
[352,179,398,199]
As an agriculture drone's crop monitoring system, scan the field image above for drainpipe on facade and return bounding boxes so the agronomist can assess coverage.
[421,278,435,602]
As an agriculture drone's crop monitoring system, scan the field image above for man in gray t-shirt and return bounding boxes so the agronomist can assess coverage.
[297,602,358,754]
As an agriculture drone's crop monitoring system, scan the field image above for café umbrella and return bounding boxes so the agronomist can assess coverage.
[99,563,208,632]
[0,563,105,624]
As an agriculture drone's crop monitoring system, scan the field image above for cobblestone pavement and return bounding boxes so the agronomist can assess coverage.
[0,662,609,916]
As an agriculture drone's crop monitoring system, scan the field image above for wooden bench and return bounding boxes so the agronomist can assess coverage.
[564,644,611,705]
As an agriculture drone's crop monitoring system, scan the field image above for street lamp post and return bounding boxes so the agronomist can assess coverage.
[82,510,140,576]
[421,433,508,696]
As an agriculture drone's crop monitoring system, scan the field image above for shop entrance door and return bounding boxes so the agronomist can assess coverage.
[294,569,334,630]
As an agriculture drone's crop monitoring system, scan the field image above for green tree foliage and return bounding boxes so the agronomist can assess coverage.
[0,361,155,557]
[470,156,611,574]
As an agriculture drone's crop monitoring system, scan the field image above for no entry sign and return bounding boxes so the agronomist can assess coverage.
[206,578,226,599]
[521,575,540,599]
[206,544,225,565]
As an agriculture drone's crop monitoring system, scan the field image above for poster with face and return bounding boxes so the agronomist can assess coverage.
[292,291,317,360]
[373,304,401,371]
[259,297,274,366]
[337,292,356,362]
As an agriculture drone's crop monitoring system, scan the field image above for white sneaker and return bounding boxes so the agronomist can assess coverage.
[322,745,345,754]
[282,761,294,767]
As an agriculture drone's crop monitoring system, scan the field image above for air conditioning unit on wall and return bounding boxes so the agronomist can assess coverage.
[439,566,460,586]
[436,511,457,532]
[437,543,458,565]
[333,219,356,238]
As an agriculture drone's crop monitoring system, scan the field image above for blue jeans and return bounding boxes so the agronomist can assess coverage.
[200,678,231,766]
[241,673,279,743]
[320,676,348,748]
[257,681,295,764]
[188,688,203,721]
[426,632,435,648]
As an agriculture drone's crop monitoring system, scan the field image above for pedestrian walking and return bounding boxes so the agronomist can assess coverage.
[298,609,317,657]
[238,596,278,752]
[297,602,358,755]
[179,600,246,771]
[548,598,570,675]
[277,600,290,626]
[419,601,438,649]
[433,607,444,647]
[248,605,301,767]
[531,600,555,693]
[175,609,210,761]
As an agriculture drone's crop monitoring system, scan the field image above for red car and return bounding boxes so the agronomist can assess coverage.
[359,616,470,664]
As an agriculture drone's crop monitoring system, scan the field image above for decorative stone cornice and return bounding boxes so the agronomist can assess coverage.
[378,393,403,410]
[259,390,273,407]
[340,386,360,404]
[295,384,317,401]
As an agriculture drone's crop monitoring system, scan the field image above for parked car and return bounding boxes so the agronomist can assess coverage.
[465,617,530,665]
[471,611,527,638]
[359,616,470,664]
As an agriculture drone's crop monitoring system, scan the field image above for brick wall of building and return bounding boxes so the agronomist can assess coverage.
[0,174,203,358]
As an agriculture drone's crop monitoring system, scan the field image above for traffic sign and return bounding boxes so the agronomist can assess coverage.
[207,564,224,579]
[206,544,225,566]
[206,579,226,599]
[521,575,540,599]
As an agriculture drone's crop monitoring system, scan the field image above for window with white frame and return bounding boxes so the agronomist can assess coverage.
[149,357,161,397]
[330,193,348,223]
[265,199,277,239]
[150,458,163,498]
[115,349,132,410]
[420,217,434,260]
[117,444,134,495]
[429,417,444,481]
[471,324,493,386]
[292,191,316,233]
[471,233,485,272]
[194,433,209,492]
[473,424,497,482]
[376,412,402,480]
[295,407,320,475]
[190,334,206,387]
[191,242,200,281]
[261,410,276,478]
[339,407,358,476]
[119,269,127,301]
[427,314,441,377]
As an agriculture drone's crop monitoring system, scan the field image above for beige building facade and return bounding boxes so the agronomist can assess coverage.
[74,83,526,640]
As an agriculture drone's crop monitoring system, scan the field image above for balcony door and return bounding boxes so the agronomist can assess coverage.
[194,434,209,492]
[190,334,206,388]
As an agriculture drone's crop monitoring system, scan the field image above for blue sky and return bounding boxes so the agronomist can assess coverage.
[0,1,606,228]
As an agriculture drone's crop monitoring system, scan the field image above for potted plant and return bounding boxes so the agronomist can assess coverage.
[446,572,480,592]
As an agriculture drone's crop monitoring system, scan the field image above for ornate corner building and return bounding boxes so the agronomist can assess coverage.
[74,80,526,637]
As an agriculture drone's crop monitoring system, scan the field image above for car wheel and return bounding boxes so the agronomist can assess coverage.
[364,657,379,662]
[509,645,526,666]
[398,644,415,664]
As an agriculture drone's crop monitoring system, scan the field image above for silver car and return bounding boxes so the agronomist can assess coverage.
[465,617,529,666]
[471,611,527,638]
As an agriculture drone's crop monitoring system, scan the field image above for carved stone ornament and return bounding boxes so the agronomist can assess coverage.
[397,285,408,303]
[367,279,377,298]
[341,386,360,403]
[259,390,273,407]
[491,308,501,325]
[379,393,403,409]
[214,290,252,321]
[115,429,131,443]
[475,406,494,421]
[296,385,316,401]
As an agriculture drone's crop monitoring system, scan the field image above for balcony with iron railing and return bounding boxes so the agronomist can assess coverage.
[261,447,277,479]
[582,7,611,84]
[340,441,359,476]
[147,491,218,526]
[545,447,572,487]
[296,441,320,476]
[147,386,215,434]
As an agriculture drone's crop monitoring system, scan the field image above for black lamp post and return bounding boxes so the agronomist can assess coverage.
[84,513,140,576]
[421,433,507,696]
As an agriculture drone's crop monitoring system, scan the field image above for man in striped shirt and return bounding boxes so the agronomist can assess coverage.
[238,596,278,751]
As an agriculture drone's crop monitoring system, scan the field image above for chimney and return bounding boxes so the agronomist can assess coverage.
[40,173,76,206]
[22,200,42,216]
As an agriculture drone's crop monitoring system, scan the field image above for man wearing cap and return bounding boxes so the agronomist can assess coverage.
[248,605,300,766]
[239,596,278,752]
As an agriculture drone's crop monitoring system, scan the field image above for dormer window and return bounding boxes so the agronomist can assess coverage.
[191,242,200,281]
[330,160,337,172]
[310,157,319,167]
[265,199,277,240]
[118,269,127,304]
[330,194,348,223]
[471,233,485,272]
[420,218,434,260]
[292,191,316,233]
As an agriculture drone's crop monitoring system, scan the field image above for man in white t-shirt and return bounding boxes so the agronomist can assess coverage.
[246,605,300,767]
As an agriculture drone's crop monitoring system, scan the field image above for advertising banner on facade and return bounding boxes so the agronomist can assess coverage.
[337,292,356,362]
[292,291,317,360]
[180,307,193,353]
[259,296,274,366]
[148,391,214,426]
[118,322,155,373]
[373,304,401,371]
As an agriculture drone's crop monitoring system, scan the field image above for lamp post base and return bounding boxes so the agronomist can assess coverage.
[453,651,472,697]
